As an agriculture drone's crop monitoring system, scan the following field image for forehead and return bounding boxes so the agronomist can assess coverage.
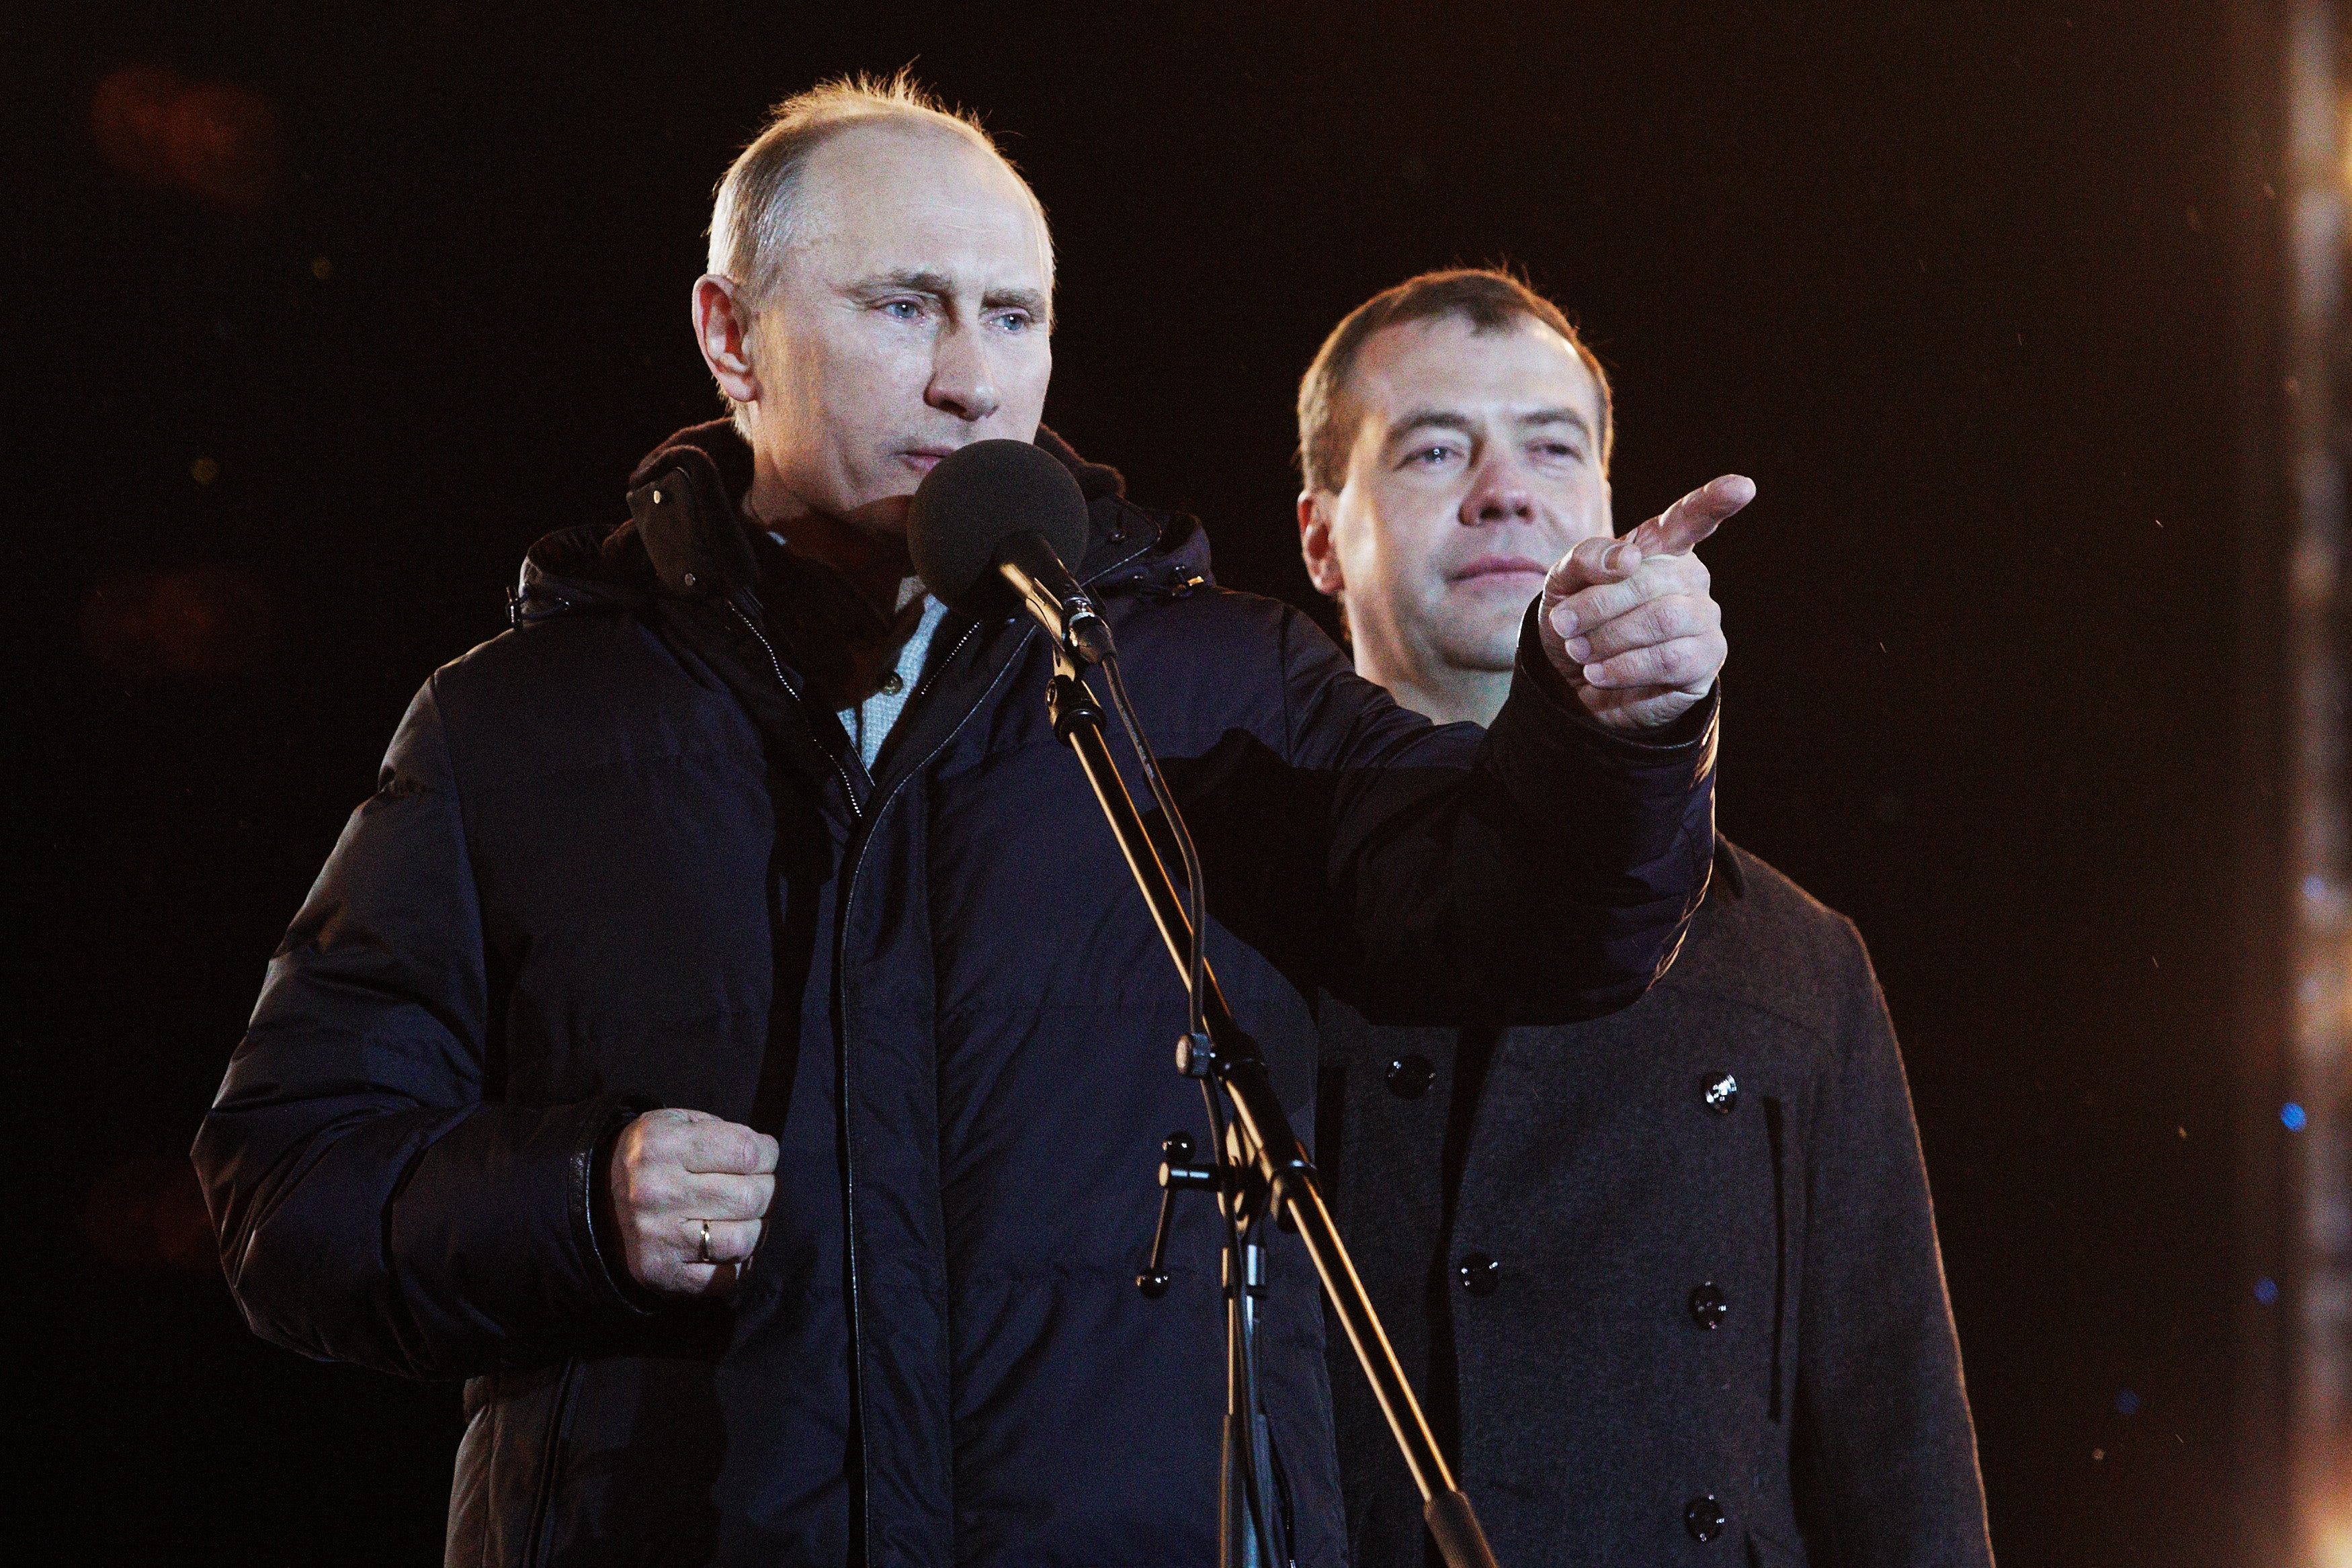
[790,121,1051,282]
[1348,313,1600,428]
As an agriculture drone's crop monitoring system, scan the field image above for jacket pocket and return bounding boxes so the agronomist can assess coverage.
[1748,1528,1807,1568]
[523,1358,583,1568]
[1764,1094,1788,1422]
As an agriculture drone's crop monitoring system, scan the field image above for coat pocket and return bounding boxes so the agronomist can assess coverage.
[521,1358,583,1568]
[1764,1094,1788,1422]
[1748,1528,1808,1568]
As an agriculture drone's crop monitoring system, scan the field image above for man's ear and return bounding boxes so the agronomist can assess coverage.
[693,275,761,406]
[1298,490,1347,598]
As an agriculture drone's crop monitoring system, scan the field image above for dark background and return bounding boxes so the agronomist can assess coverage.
[7,3,2277,1563]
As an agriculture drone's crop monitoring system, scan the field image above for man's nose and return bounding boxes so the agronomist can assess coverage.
[1460,460,1537,526]
[927,322,1001,422]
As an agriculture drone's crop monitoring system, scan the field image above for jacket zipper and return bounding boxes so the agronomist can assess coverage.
[725,598,864,823]
[823,540,1150,1563]
[912,621,982,707]
[523,1358,581,1568]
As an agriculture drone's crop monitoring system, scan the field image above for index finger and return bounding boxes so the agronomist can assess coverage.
[681,1121,780,1176]
[1624,474,1755,558]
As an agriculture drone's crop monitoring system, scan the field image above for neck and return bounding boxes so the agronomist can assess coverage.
[743,468,917,621]
[1357,652,1510,728]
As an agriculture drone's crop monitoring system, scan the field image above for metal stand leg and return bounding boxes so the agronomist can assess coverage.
[1050,658,1499,1568]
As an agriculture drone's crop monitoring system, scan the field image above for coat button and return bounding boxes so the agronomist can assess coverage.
[1386,1054,1435,1099]
[1458,1254,1501,1296]
[1688,1282,1729,1329]
[1684,1495,1727,1542]
[879,671,905,696]
[1701,1072,1739,1115]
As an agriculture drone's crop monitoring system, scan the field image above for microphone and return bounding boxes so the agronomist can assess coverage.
[907,440,1115,664]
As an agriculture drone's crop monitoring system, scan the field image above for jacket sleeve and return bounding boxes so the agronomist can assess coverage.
[1792,930,1995,1567]
[1279,601,1715,1025]
[192,678,653,1380]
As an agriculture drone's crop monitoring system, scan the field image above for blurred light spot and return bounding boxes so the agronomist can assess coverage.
[80,1156,216,1274]
[2304,873,2347,919]
[2256,1276,2280,1305]
[2283,1101,2308,1130]
[311,255,333,281]
[90,64,283,212]
[90,64,186,187]
[164,81,284,210]
[2115,1390,2142,1415]
[190,455,218,484]
[81,564,276,681]
[2091,1448,2105,1461]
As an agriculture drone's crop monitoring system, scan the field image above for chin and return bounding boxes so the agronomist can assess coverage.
[1438,636,1521,676]
[843,489,915,536]
[1436,609,1529,670]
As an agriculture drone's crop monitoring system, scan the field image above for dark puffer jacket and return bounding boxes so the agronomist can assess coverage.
[194,423,1718,1567]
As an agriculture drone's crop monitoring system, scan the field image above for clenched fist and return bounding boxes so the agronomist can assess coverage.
[1540,474,1753,732]
[604,1106,778,1297]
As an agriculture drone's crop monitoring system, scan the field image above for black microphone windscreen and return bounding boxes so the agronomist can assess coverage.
[907,439,1093,617]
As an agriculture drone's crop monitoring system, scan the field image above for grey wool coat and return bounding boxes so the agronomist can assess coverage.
[1317,841,1994,1568]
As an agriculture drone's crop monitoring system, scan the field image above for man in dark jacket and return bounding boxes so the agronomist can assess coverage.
[194,83,1736,1566]
[1298,268,1994,1567]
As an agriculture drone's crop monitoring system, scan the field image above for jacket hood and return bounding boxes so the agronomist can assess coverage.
[513,420,1210,625]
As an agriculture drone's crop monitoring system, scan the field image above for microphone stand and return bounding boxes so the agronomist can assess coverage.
[1042,645,1501,1568]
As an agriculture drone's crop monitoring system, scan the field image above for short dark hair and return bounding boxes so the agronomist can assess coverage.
[1296,268,1612,492]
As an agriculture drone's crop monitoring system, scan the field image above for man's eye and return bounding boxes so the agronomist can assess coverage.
[1537,441,1585,463]
[1408,445,1461,468]
[880,299,925,320]
[991,311,1034,334]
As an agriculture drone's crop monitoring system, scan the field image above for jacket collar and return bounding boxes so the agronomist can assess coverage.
[514,420,1208,623]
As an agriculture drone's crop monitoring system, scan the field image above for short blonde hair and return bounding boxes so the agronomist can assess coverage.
[706,71,1054,432]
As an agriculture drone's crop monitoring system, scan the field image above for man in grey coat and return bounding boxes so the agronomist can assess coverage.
[1296,269,1995,1567]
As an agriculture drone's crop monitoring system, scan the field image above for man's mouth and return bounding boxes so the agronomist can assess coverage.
[1447,554,1550,586]
[900,445,960,475]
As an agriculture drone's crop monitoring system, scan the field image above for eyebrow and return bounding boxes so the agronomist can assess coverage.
[1384,406,1593,447]
[847,268,1052,323]
[1384,410,1476,447]
[1517,406,1594,438]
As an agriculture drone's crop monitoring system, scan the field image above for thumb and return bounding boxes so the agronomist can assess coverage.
[1544,532,1644,599]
